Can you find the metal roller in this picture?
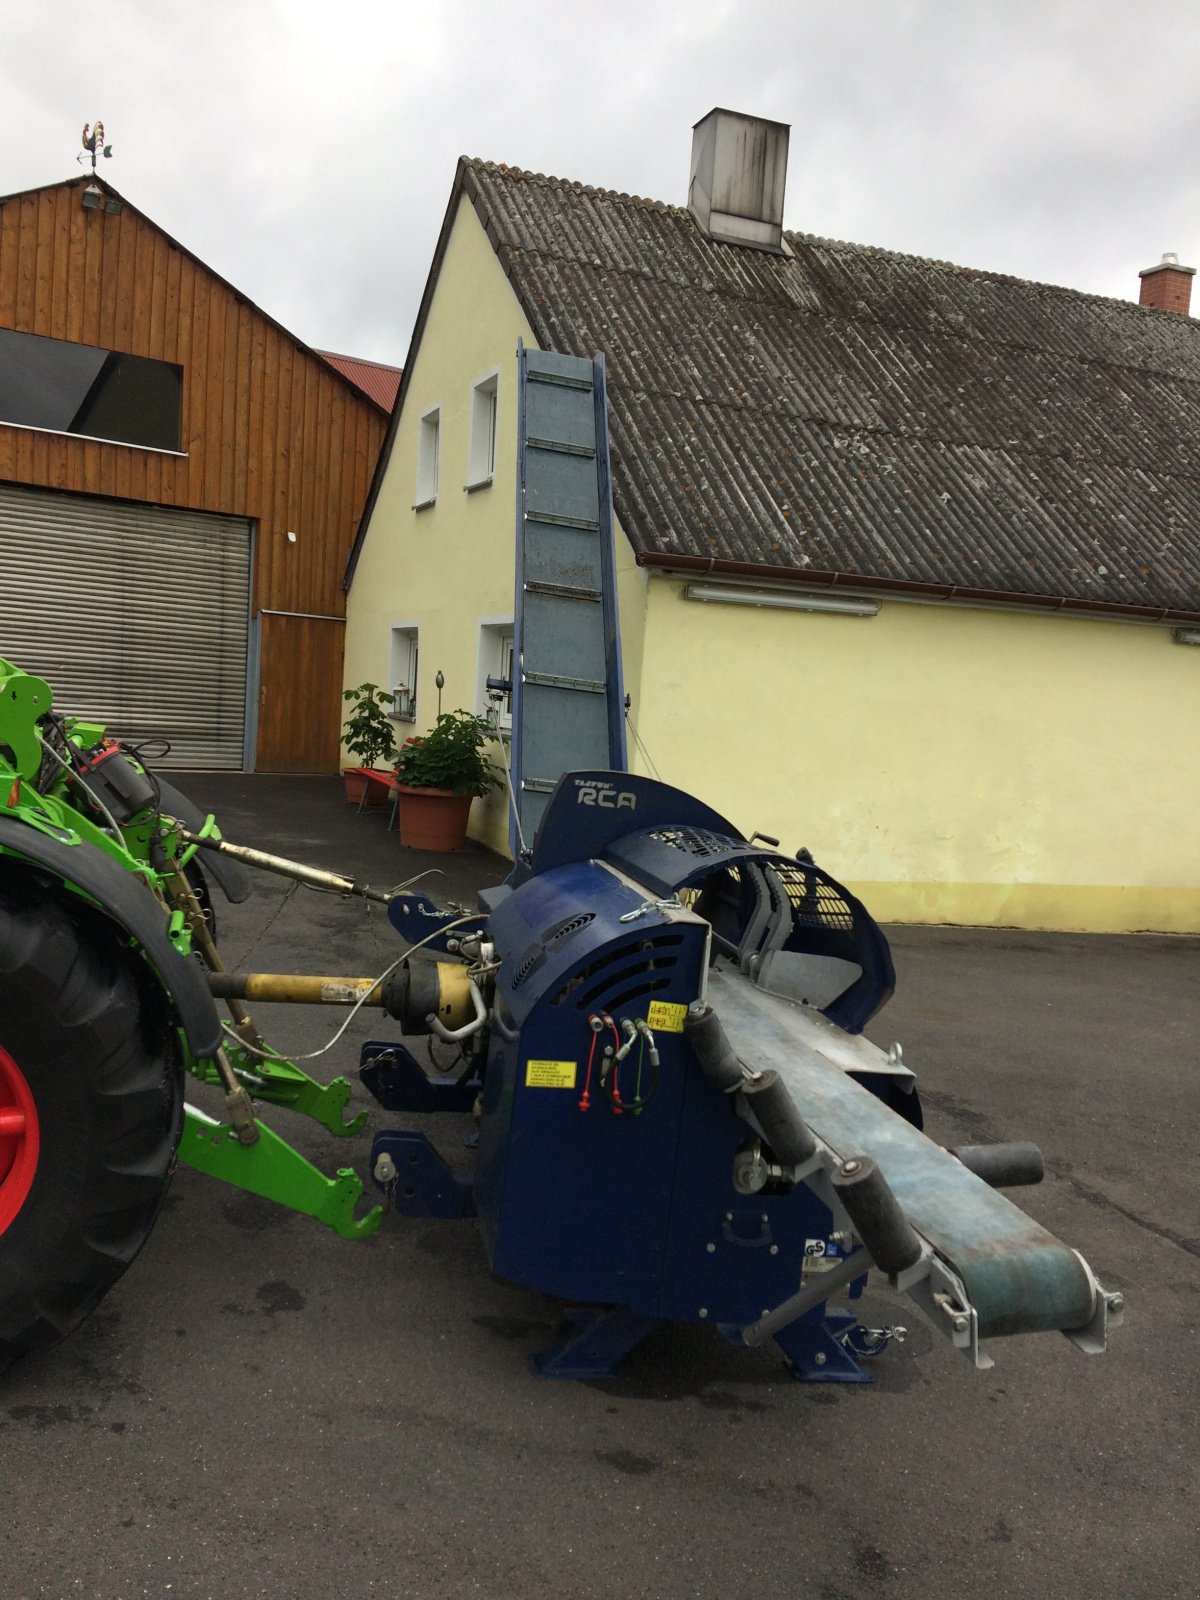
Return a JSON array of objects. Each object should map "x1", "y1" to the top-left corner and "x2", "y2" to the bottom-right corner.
[
  {"x1": 950, "y1": 1141, "x2": 1045, "y2": 1189},
  {"x1": 831, "y1": 1154, "x2": 925, "y2": 1276},
  {"x1": 683, "y1": 1004, "x2": 744, "y2": 1091},
  {"x1": 739, "y1": 1070, "x2": 818, "y2": 1166}
]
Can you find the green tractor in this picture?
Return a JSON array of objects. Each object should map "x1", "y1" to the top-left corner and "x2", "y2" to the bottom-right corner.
[{"x1": 0, "y1": 657, "x2": 382, "y2": 1373}]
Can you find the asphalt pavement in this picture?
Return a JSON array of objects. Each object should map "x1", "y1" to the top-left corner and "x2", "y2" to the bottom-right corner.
[{"x1": 2, "y1": 773, "x2": 1197, "y2": 1600}]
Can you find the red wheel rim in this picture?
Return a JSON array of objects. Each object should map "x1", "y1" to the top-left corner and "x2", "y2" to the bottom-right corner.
[{"x1": 0, "y1": 1043, "x2": 39, "y2": 1234}]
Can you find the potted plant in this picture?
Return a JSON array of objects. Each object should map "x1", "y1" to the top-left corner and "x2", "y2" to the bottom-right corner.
[
  {"x1": 341, "y1": 682, "x2": 398, "y2": 806},
  {"x1": 391, "y1": 709, "x2": 501, "y2": 850}
]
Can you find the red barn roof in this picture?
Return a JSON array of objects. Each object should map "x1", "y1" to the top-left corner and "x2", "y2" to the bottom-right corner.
[{"x1": 318, "y1": 350, "x2": 402, "y2": 412}]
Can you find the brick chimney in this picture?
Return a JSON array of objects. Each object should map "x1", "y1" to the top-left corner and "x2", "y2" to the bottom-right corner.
[{"x1": 1138, "y1": 252, "x2": 1195, "y2": 315}]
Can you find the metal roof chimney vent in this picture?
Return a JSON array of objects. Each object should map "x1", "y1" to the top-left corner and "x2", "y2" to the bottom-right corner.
[{"x1": 689, "y1": 108, "x2": 790, "y2": 254}]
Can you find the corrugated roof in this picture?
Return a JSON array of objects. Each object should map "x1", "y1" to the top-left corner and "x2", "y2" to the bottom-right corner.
[
  {"x1": 318, "y1": 350, "x2": 402, "y2": 412},
  {"x1": 460, "y1": 159, "x2": 1200, "y2": 617}
]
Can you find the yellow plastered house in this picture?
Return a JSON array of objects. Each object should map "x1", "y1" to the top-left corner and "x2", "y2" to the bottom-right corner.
[{"x1": 344, "y1": 111, "x2": 1200, "y2": 933}]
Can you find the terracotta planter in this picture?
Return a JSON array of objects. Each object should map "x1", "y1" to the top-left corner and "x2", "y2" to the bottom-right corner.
[
  {"x1": 343, "y1": 769, "x2": 392, "y2": 807},
  {"x1": 392, "y1": 784, "x2": 474, "y2": 851}
]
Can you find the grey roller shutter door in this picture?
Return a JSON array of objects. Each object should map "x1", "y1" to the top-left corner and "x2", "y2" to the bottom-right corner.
[{"x1": 0, "y1": 484, "x2": 251, "y2": 768}]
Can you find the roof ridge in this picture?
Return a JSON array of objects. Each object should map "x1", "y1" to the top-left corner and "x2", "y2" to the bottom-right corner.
[
  {"x1": 317, "y1": 348, "x2": 402, "y2": 372},
  {"x1": 464, "y1": 157, "x2": 677, "y2": 214},
  {"x1": 785, "y1": 227, "x2": 1184, "y2": 318},
  {"x1": 0, "y1": 172, "x2": 118, "y2": 206},
  {"x1": 465, "y1": 157, "x2": 1190, "y2": 324}
]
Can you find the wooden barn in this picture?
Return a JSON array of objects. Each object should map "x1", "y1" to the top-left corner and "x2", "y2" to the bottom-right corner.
[{"x1": 0, "y1": 173, "x2": 391, "y2": 771}]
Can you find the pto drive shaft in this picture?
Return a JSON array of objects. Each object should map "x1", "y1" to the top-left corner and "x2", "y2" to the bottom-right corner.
[
  {"x1": 207, "y1": 962, "x2": 479, "y2": 1037},
  {"x1": 209, "y1": 972, "x2": 386, "y2": 1006}
]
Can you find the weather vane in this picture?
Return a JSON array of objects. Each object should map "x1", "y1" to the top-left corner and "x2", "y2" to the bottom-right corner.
[{"x1": 78, "y1": 122, "x2": 113, "y2": 171}]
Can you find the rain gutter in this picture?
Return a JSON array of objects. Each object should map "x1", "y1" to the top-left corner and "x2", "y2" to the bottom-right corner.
[{"x1": 634, "y1": 551, "x2": 1200, "y2": 627}]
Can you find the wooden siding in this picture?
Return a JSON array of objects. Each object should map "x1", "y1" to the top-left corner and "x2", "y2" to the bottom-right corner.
[{"x1": 0, "y1": 178, "x2": 388, "y2": 769}]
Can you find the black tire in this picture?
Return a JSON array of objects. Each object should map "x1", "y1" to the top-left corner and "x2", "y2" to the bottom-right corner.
[{"x1": 0, "y1": 865, "x2": 184, "y2": 1373}]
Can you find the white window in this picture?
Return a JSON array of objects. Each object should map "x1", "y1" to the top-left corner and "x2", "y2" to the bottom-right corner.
[
  {"x1": 466, "y1": 372, "x2": 498, "y2": 489},
  {"x1": 391, "y1": 627, "x2": 419, "y2": 723},
  {"x1": 415, "y1": 406, "x2": 440, "y2": 506},
  {"x1": 478, "y1": 619, "x2": 515, "y2": 732}
]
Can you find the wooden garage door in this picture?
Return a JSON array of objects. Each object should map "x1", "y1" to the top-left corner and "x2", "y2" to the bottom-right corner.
[{"x1": 0, "y1": 483, "x2": 251, "y2": 767}]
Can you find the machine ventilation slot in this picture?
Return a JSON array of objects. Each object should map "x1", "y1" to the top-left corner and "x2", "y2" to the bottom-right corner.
[
  {"x1": 575, "y1": 962, "x2": 678, "y2": 1013},
  {"x1": 545, "y1": 912, "x2": 596, "y2": 944},
  {"x1": 551, "y1": 934, "x2": 684, "y2": 1009},
  {"x1": 510, "y1": 913, "x2": 598, "y2": 991},
  {"x1": 605, "y1": 976, "x2": 673, "y2": 1012},
  {"x1": 648, "y1": 826, "x2": 742, "y2": 859},
  {"x1": 511, "y1": 948, "x2": 545, "y2": 990},
  {"x1": 772, "y1": 862, "x2": 854, "y2": 931}
]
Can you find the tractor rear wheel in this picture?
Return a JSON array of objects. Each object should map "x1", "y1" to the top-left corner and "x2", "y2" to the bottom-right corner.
[{"x1": 0, "y1": 866, "x2": 184, "y2": 1373}]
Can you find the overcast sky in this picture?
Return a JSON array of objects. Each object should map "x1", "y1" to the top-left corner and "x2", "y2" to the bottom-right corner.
[{"x1": 4, "y1": 1, "x2": 1199, "y2": 365}]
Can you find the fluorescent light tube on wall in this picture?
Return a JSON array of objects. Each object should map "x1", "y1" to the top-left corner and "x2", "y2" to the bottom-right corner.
[
  {"x1": 683, "y1": 584, "x2": 879, "y2": 616},
  {"x1": 1172, "y1": 627, "x2": 1200, "y2": 645}
]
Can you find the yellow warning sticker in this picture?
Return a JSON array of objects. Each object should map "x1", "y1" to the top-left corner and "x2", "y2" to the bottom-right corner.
[
  {"x1": 646, "y1": 1000, "x2": 688, "y2": 1034},
  {"x1": 525, "y1": 1059, "x2": 577, "y2": 1090}
]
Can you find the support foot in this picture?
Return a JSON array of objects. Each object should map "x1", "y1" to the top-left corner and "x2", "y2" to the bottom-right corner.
[
  {"x1": 532, "y1": 1307, "x2": 658, "y2": 1380},
  {"x1": 774, "y1": 1307, "x2": 874, "y2": 1383}
]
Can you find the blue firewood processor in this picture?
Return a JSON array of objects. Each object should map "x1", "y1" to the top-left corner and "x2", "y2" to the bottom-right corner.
[
  {"x1": 0, "y1": 347, "x2": 1121, "y2": 1383},
  {"x1": 363, "y1": 347, "x2": 1121, "y2": 1380}
]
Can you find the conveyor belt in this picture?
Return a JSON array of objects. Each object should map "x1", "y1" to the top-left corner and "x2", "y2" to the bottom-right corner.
[
  {"x1": 707, "y1": 966, "x2": 1096, "y2": 1340},
  {"x1": 510, "y1": 346, "x2": 627, "y2": 850}
]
